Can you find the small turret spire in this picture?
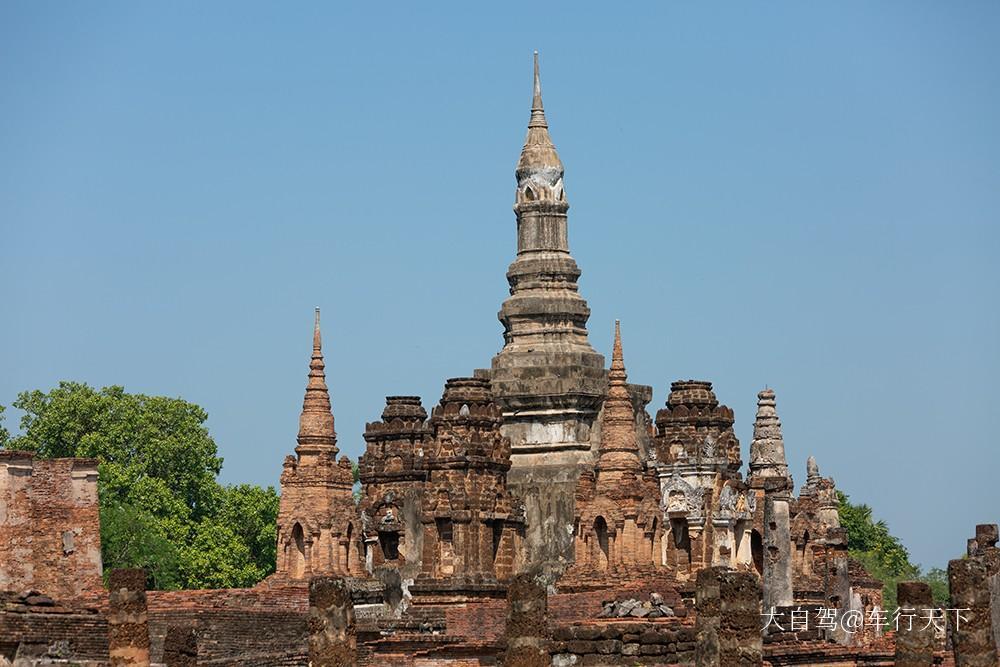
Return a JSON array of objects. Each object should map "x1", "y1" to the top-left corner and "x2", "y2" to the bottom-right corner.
[
  {"x1": 596, "y1": 320, "x2": 642, "y2": 481},
  {"x1": 297, "y1": 308, "x2": 337, "y2": 453},
  {"x1": 806, "y1": 456, "x2": 822, "y2": 488},
  {"x1": 748, "y1": 387, "x2": 790, "y2": 487}
]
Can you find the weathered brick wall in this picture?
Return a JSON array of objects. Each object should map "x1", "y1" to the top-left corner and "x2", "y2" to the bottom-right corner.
[
  {"x1": 145, "y1": 586, "x2": 310, "y2": 665},
  {"x1": 147, "y1": 585, "x2": 309, "y2": 613},
  {"x1": 0, "y1": 452, "x2": 103, "y2": 601},
  {"x1": 0, "y1": 593, "x2": 109, "y2": 665},
  {"x1": 549, "y1": 575, "x2": 687, "y2": 624},
  {"x1": 551, "y1": 620, "x2": 697, "y2": 665},
  {"x1": 147, "y1": 609, "x2": 308, "y2": 665}
]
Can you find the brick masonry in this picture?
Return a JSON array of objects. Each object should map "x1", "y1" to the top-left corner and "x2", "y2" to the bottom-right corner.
[{"x1": 0, "y1": 451, "x2": 103, "y2": 600}]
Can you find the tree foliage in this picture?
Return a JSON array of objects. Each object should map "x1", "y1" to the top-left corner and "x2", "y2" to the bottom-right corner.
[
  {"x1": 0, "y1": 404, "x2": 10, "y2": 447},
  {"x1": 3, "y1": 381, "x2": 279, "y2": 590},
  {"x1": 100, "y1": 502, "x2": 183, "y2": 590},
  {"x1": 838, "y1": 490, "x2": 949, "y2": 609}
]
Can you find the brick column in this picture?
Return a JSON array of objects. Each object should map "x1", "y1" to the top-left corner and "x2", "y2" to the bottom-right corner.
[
  {"x1": 949, "y1": 556, "x2": 998, "y2": 666},
  {"x1": 971, "y1": 524, "x2": 1000, "y2": 652},
  {"x1": 719, "y1": 569, "x2": 763, "y2": 665},
  {"x1": 501, "y1": 571, "x2": 549, "y2": 667},
  {"x1": 695, "y1": 566, "x2": 726, "y2": 667},
  {"x1": 107, "y1": 569, "x2": 150, "y2": 667},
  {"x1": 763, "y1": 481, "x2": 793, "y2": 611},
  {"x1": 162, "y1": 625, "x2": 197, "y2": 667},
  {"x1": 824, "y1": 554, "x2": 854, "y2": 645},
  {"x1": 308, "y1": 576, "x2": 356, "y2": 667},
  {"x1": 696, "y1": 566, "x2": 763, "y2": 666},
  {"x1": 895, "y1": 581, "x2": 934, "y2": 667}
]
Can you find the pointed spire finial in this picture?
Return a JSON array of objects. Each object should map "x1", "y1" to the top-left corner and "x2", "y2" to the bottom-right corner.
[
  {"x1": 313, "y1": 306, "x2": 321, "y2": 351},
  {"x1": 610, "y1": 319, "x2": 625, "y2": 377},
  {"x1": 516, "y1": 51, "x2": 564, "y2": 202},
  {"x1": 298, "y1": 308, "x2": 337, "y2": 453},
  {"x1": 596, "y1": 318, "x2": 640, "y2": 480},
  {"x1": 531, "y1": 50, "x2": 545, "y2": 127}
]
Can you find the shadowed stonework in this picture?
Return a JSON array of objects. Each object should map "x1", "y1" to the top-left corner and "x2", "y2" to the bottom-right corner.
[{"x1": 308, "y1": 577, "x2": 355, "y2": 667}]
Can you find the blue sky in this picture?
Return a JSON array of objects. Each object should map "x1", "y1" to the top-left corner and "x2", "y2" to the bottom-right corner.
[{"x1": 2, "y1": 2, "x2": 997, "y2": 570}]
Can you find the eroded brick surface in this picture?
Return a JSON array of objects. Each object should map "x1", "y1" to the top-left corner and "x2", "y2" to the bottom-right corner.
[
  {"x1": 0, "y1": 452, "x2": 103, "y2": 600},
  {"x1": 949, "y1": 530, "x2": 1000, "y2": 667},
  {"x1": 108, "y1": 569, "x2": 150, "y2": 667}
]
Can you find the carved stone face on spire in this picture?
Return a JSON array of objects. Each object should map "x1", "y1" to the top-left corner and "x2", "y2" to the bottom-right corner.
[{"x1": 515, "y1": 52, "x2": 566, "y2": 206}]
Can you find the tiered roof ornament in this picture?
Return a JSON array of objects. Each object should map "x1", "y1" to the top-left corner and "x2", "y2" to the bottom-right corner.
[
  {"x1": 514, "y1": 51, "x2": 565, "y2": 205},
  {"x1": 747, "y1": 388, "x2": 791, "y2": 489},
  {"x1": 595, "y1": 321, "x2": 643, "y2": 482},
  {"x1": 296, "y1": 307, "x2": 337, "y2": 456}
]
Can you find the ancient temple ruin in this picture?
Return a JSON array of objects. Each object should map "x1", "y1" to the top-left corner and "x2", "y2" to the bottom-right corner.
[
  {"x1": 275, "y1": 308, "x2": 358, "y2": 579},
  {"x1": 1, "y1": 54, "x2": 994, "y2": 667}
]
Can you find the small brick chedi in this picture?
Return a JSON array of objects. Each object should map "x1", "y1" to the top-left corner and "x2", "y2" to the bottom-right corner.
[
  {"x1": 275, "y1": 308, "x2": 359, "y2": 579},
  {"x1": 3, "y1": 54, "x2": 994, "y2": 666}
]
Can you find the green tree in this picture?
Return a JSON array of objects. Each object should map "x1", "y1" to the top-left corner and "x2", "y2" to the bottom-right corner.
[
  {"x1": 214, "y1": 483, "x2": 280, "y2": 580},
  {"x1": 12, "y1": 382, "x2": 222, "y2": 518},
  {"x1": 838, "y1": 490, "x2": 916, "y2": 578},
  {"x1": 180, "y1": 519, "x2": 262, "y2": 588},
  {"x1": 100, "y1": 502, "x2": 183, "y2": 590},
  {"x1": 2, "y1": 381, "x2": 280, "y2": 590},
  {"x1": 838, "y1": 491, "x2": 949, "y2": 611},
  {"x1": 0, "y1": 405, "x2": 9, "y2": 448}
]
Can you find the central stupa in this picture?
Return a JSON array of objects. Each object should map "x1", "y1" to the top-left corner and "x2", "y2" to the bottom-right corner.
[{"x1": 488, "y1": 53, "x2": 609, "y2": 569}]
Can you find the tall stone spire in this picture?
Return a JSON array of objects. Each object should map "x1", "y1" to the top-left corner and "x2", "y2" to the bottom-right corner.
[
  {"x1": 491, "y1": 52, "x2": 605, "y2": 452},
  {"x1": 596, "y1": 321, "x2": 642, "y2": 482},
  {"x1": 747, "y1": 388, "x2": 790, "y2": 488},
  {"x1": 490, "y1": 53, "x2": 607, "y2": 571},
  {"x1": 296, "y1": 307, "x2": 337, "y2": 456}
]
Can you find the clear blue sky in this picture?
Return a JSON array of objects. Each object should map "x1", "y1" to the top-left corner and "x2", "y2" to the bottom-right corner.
[{"x1": 2, "y1": 2, "x2": 997, "y2": 570}]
